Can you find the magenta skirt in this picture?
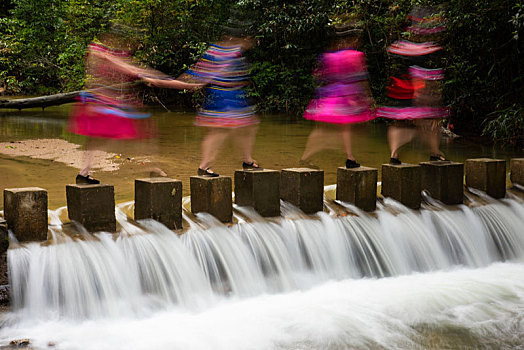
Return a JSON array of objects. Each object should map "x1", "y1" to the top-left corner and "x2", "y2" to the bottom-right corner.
[
  {"x1": 68, "y1": 102, "x2": 156, "y2": 139},
  {"x1": 303, "y1": 96, "x2": 374, "y2": 124}
]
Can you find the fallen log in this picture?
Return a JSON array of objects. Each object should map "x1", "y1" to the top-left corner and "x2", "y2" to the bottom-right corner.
[{"x1": 0, "y1": 91, "x2": 81, "y2": 110}]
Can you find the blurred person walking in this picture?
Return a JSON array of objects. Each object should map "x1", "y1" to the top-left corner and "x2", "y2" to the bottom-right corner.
[
  {"x1": 301, "y1": 16, "x2": 375, "y2": 169},
  {"x1": 376, "y1": 5, "x2": 449, "y2": 164},
  {"x1": 69, "y1": 24, "x2": 199, "y2": 184},
  {"x1": 179, "y1": 17, "x2": 259, "y2": 177}
]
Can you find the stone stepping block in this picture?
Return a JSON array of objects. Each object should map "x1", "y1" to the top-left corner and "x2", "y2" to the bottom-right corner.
[
  {"x1": 190, "y1": 176, "x2": 232, "y2": 223},
  {"x1": 235, "y1": 169, "x2": 280, "y2": 217},
  {"x1": 280, "y1": 168, "x2": 324, "y2": 214},
  {"x1": 135, "y1": 178, "x2": 182, "y2": 230},
  {"x1": 336, "y1": 166, "x2": 377, "y2": 212}
]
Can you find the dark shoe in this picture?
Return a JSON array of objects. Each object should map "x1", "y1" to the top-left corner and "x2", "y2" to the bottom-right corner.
[
  {"x1": 430, "y1": 154, "x2": 449, "y2": 162},
  {"x1": 242, "y1": 161, "x2": 263, "y2": 171},
  {"x1": 345, "y1": 159, "x2": 360, "y2": 168},
  {"x1": 198, "y1": 168, "x2": 219, "y2": 177},
  {"x1": 390, "y1": 157, "x2": 402, "y2": 165},
  {"x1": 76, "y1": 174, "x2": 100, "y2": 185}
]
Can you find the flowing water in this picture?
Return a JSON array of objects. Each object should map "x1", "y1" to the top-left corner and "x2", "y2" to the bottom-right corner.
[
  {"x1": 1, "y1": 192, "x2": 524, "y2": 349},
  {"x1": 1, "y1": 105, "x2": 524, "y2": 349}
]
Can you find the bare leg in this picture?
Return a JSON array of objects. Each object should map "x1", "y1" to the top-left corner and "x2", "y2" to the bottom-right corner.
[
  {"x1": 199, "y1": 128, "x2": 229, "y2": 170},
  {"x1": 417, "y1": 119, "x2": 443, "y2": 157},
  {"x1": 301, "y1": 124, "x2": 338, "y2": 161},
  {"x1": 233, "y1": 125, "x2": 258, "y2": 164},
  {"x1": 340, "y1": 124, "x2": 355, "y2": 160},
  {"x1": 79, "y1": 138, "x2": 99, "y2": 176},
  {"x1": 76, "y1": 138, "x2": 103, "y2": 183},
  {"x1": 79, "y1": 150, "x2": 95, "y2": 176},
  {"x1": 387, "y1": 125, "x2": 416, "y2": 159}
]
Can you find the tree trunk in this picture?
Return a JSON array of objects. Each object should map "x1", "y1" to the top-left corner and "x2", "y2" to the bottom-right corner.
[{"x1": 0, "y1": 91, "x2": 81, "y2": 110}]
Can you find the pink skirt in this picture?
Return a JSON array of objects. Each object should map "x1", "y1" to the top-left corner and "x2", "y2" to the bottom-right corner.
[
  {"x1": 68, "y1": 103, "x2": 156, "y2": 139},
  {"x1": 303, "y1": 97, "x2": 374, "y2": 124}
]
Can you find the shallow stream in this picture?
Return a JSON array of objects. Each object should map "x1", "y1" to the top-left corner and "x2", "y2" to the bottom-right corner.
[{"x1": 1, "y1": 105, "x2": 522, "y2": 208}]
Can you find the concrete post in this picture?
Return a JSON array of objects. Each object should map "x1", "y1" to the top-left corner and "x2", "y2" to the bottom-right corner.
[
  {"x1": 280, "y1": 168, "x2": 324, "y2": 214},
  {"x1": 510, "y1": 158, "x2": 524, "y2": 189},
  {"x1": 381, "y1": 164, "x2": 421, "y2": 209},
  {"x1": 420, "y1": 161, "x2": 464, "y2": 204},
  {"x1": 336, "y1": 166, "x2": 377, "y2": 212},
  {"x1": 66, "y1": 184, "x2": 116, "y2": 232},
  {"x1": 3, "y1": 187, "x2": 48, "y2": 242},
  {"x1": 0, "y1": 219, "x2": 8, "y2": 287},
  {"x1": 465, "y1": 158, "x2": 506, "y2": 198},
  {"x1": 190, "y1": 176, "x2": 232, "y2": 223},
  {"x1": 135, "y1": 178, "x2": 183, "y2": 230},
  {"x1": 235, "y1": 169, "x2": 280, "y2": 217}
]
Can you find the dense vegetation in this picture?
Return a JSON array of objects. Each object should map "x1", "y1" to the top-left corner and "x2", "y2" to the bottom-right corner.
[{"x1": 0, "y1": 0, "x2": 522, "y2": 146}]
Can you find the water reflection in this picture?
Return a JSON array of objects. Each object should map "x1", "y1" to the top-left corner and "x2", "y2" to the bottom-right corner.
[{"x1": 0, "y1": 105, "x2": 522, "y2": 208}]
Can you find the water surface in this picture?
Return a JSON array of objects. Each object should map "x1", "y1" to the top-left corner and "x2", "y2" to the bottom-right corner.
[{"x1": 0, "y1": 105, "x2": 522, "y2": 208}]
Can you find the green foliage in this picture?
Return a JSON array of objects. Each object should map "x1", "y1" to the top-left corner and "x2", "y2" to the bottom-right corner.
[
  {"x1": 243, "y1": 0, "x2": 332, "y2": 113},
  {"x1": 444, "y1": 0, "x2": 523, "y2": 144},
  {"x1": 482, "y1": 104, "x2": 524, "y2": 146},
  {"x1": 250, "y1": 61, "x2": 315, "y2": 114},
  {"x1": 0, "y1": 0, "x2": 116, "y2": 94},
  {"x1": 0, "y1": 0, "x2": 522, "y2": 145}
]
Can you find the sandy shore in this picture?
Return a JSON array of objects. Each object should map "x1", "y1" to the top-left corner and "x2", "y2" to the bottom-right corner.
[{"x1": 0, "y1": 139, "x2": 120, "y2": 172}]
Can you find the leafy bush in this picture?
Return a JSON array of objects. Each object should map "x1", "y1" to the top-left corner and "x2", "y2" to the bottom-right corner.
[{"x1": 483, "y1": 104, "x2": 524, "y2": 146}]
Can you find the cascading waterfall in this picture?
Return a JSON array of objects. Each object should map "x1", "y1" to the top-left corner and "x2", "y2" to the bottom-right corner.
[
  {"x1": 6, "y1": 192, "x2": 524, "y2": 318},
  {"x1": 2, "y1": 190, "x2": 524, "y2": 349}
]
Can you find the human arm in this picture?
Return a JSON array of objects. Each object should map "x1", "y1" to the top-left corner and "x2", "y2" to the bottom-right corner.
[{"x1": 141, "y1": 76, "x2": 204, "y2": 90}]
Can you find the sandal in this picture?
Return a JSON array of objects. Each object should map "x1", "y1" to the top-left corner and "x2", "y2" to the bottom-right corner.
[
  {"x1": 429, "y1": 154, "x2": 449, "y2": 162},
  {"x1": 242, "y1": 161, "x2": 263, "y2": 171},
  {"x1": 198, "y1": 168, "x2": 219, "y2": 177},
  {"x1": 389, "y1": 157, "x2": 402, "y2": 165},
  {"x1": 76, "y1": 174, "x2": 100, "y2": 185},
  {"x1": 346, "y1": 159, "x2": 360, "y2": 169}
]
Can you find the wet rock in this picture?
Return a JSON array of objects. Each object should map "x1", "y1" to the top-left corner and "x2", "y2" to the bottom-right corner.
[
  {"x1": 0, "y1": 339, "x2": 32, "y2": 349},
  {"x1": 0, "y1": 285, "x2": 10, "y2": 304}
]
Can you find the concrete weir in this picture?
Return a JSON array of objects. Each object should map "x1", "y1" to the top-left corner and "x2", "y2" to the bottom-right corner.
[
  {"x1": 0, "y1": 158, "x2": 523, "y2": 242},
  {"x1": 280, "y1": 168, "x2": 324, "y2": 214},
  {"x1": 135, "y1": 178, "x2": 182, "y2": 230},
  {"x1": 190, "y1": 175, "x2": 232, "y2": 223},
  {"x1": 465, "y1": 158, "x2": 506, "y2": 199},
  {"x1": 66, "y1": 184, "x2": 116, "y2": 232},
  {"x1": 336, "y1": 166, "x2": 377, "y2": 212},
  {"x1": 235, "y1": 169, "x2": 280, "y2": 217},
  {"x1": 381, "y1": 163, "x2": 421, "y2": 209}
]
